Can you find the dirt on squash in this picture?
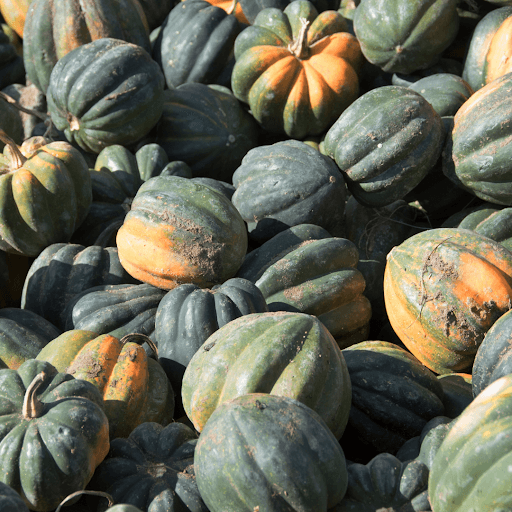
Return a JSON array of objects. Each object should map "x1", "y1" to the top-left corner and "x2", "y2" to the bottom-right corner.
[{"x1": 66, "y1": 353, "x2": 103, "y2": 379}]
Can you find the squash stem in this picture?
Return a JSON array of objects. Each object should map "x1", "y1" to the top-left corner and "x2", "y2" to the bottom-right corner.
[
  {"x1": 120, "y1": 333, "x2": 159, "y2": 359},
  {"x1": 288, "y1": 17, "x2": 310, "y2": 60},
  {"x1": 22, "y1": 372, "x2": 47, "y2": 419},
  {"x1": 0, "y1": 129, "x2": 27, "y2": 170}
]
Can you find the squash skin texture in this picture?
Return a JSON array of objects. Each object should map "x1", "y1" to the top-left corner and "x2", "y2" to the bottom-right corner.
[
  {"x1": 443, "y1": 71, "x2": 512, "y2": 205},
  {"x1": 46, "y1": 38, "x2": 165, "y2": 154},
  {"x1": 23, "y1": 0, "x2": 150, "y2": 94},
  {"x1": 0, "y1": 140, "x2": 92, "y2": 257},
  {"x1": 231, "y1": 1, "x2": 362, "y2": 138},
  {"x1": 116, "y1": 176, "x2": 248, "y2": 290},
  {"x1": 353, "y1": 0, "x2": 459, "y2": 75},
  {"x1": 0, "y1": 359, "x2": 109, "y2": 512},
  {"x1": 194, "y1": 393, "x2": 348, "y2": 512},
  {"x1": 384, "y1": 228, "x2": 512, "y2": 374},
  {"x1": 462, "y1": 6, "x2": 512, "y2": 91},
  {"x1": 324, "y1": 85, "x2": 444, "y2": 208},
  {"x1": 182, "y1": 311, "x2": 352, "y2": 439},
  {"x1": 429, "y1": 374, "x2": 512, "y2": 512}
]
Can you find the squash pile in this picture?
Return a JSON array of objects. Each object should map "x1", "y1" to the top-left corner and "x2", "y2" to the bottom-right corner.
[{"x1": 2, "y1": 0, "x2": 512, "y2": 510}]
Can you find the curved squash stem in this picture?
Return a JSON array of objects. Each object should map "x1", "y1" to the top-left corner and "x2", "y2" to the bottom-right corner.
[
  {"x1": 22, "y1": 371, "x2": 47, "y2": 419},
  {"x1": 0, "y1": 129, "x2": 27, "y2": 170},
  {"x1": 288, "y1": 17, "x2": 311, "y2": 60},
  {"x1": 120, "y1": 333, "x2": 159, "y2": 359},
  {"x1": 0, "y1": 91, "x2": 48, "y2": 123},
  {"x1": 55, "y1": 491, "x2": 114, "y2": 512}
]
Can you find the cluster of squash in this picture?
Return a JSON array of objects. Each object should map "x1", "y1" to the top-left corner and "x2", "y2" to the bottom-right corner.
[{"x1": 2, "y1": 0, "x2": 512, "y2": 510}]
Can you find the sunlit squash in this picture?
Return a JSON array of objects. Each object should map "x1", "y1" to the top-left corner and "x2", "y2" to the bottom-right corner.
[
  {"x1": 384, "y1": 228, "x2": 512, "y2": 374},
  {"x1": 231, "y1": 0, "x2": 363, "y2": 138}
]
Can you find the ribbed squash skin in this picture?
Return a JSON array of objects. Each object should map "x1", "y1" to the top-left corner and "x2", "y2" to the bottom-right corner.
[
  {"x1": 37, "y1": 331, "x2": 174, "y2": 439},
  {"x1": 462, "y1": 6, "x2": 512, "y2": 91},
  {"x1": 472, "y1": 308, "x2": 512, "y2": 397},
  {"x1": 46, "y1": 38, "x2": 165, "y2": 154},
  {"x1": 334, "y1": 453, "x2": 430, "y2": 512},
  {"x1": 116, "y1": 175, "x2": 248, "y2": 290},
  {"x1": 231, "y1": 140, "x2": 347, "y2": 242},
  {"x1": 0, "y1": 481, "x2": 29, "y2": 512},
  {"x1": 443, "y1": 72, "x2": 512, "y2": 205},
  {"x1": 0, "y1": 139, "x2": 92, "y2": 257},
  {"x1": 155, "y1": 278, "x2": 268, "y2": 396},
  {"x1": 153, "y1": 83, "x2": 260, "y2": 182},
  {"x1": 0, "y1": 308, "x2": 61, "y2": 369},
  {"x1": 324, "y1": 86, "x2": 444, "y2": 207},
  {"x1": 194, "y1": 393, "x2": 348, "y2": 512},
  {"x1": 429, "y1": 374, "x2": 512, "y2": 512},
  {"x1": 341, "y1": 341, "x2": 445, "y2": 457},
  {"x1": 231, "y1": 0, "x2": 363, "y2": 138},
  {"x1": 408, "y1": 73, "x2": 474, "y2": 117},
  {"x1": 384, "y1": 228, "x2": 512, "y2": 374},
  {"x1": 239, "y1": 0, "x2": 340, "y2": 24},
  {"x1": 353, "y1": 0, "x2": 459, "y2": 74},
  {"x1": 153, "y1": 0, "x2": 241, "y2": 89},
  {"x1": 23, "y1": 0, "x2": 150, "y2": 94},
  {"x1": 64, "y1": 283, "x2": 166, "y2": 340},
  {"x1": 90, "y1": 422, "x2": 207, "y2": 512},
  {"x1": 21, "y1": 243, "x2": 137, "y2": 330},
  {"x1": 0, "y1": 359, "x2": 109, "y2": 512},
  {"x1": 0, "y1": 0, "x2": 31, "y2": 37},
  {"x1": 182, "y1": 311, "x2": 352, "y2": 439}
]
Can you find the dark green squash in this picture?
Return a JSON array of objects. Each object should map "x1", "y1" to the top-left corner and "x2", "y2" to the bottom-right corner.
[
  {"x1": 0, "y1": 27, "x2": 24, "y2": 90},
  {"x1": 232, "y1": 140, "x2": 346, "y2": 242},
  {"x1": 341, "y1": 341, "x2": 445, "y2": 460},
  {"x1": 353, "y1": 0, "x2": 459, "y2": 74},
  {"x1": 46, "y1": 38, "x2": 165, "y2": 154},
  {"x1": 89, "y1": 422, "x2": 208, "y2": 512},
  {"x1": 332, "y1": 453, "x2": 430, "y2": 512},
  {"x1": 194, "y1": 393, "x2": 348, "y2": 512},
  {"x1": 21, "y1": 243, "x2": 138, "y2": 331},
  {"x1": 182, "y1": 311, "x2": 352, "y2": 439},
  {"x1": 408, "y1": 73, "x2": 474, "y2": 117},
  {"x1": 429, "y1": 374, "x2": 512, "y2": 512},
  {"x1": 23, "y1": 0, "x2": 151, "y2": 94},
  {"x1": 154, "y1": 278, "x2": 268, "y2": 408},
  {"x1": 63, "y1": 283, "x2": 166, "y2": 342},
  {"x1": 152, "y1": 0, "x2": 242, "y2": 89},
  {"x1": 324, "y1": 85, "x2": 445, "y2": 207},
  {"x1": 472, "y1": 308, "x2": 512, "y2": 397},
  {"x1": 152, "y1": 83, "x2": 260, "y2": 182},
  {"x1": 442, "y1": 71, "x2": 512, "y2": 205},
  {"x1": 0, "y1": 308, "x2": 61, "y2": 369},
  {"x1": 0, "y1": 359, "x2": 110, "y2": 512},
  {"x1": 0, "y1": 482, "x2": 29, "y2": 512}
]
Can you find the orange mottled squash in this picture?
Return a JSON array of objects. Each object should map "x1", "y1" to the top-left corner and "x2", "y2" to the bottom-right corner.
[
  {"x1": 384, "y1": 228, "x2": 512, "y2": 375},
  {"x1": 231, "y1": 0, "x2": 363, "y2": 138},
  {"x1": 116, "y1": 175, "x2": 247, "y2": 290},
  {"x1": 37, "y1": 330, "x2": 174, "y2": 439}
]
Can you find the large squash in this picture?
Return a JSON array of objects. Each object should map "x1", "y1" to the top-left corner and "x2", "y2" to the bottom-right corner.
[
  {"x1": 384, "y1": 228, "x2": 512, "y2": 374},
  {"x1": 0, "y1": 135, "x2": 92, "y2": 257},
  {"x1": 231, "y1": 0, "x2": 363, "y2": 138},
  {"x1": 46, "y1": 38, "x2": 165, "y2": 155},
  {"x1": 116, "y1": 175, "x2": 248, "y2": 290},
  {"x1": 181, "y1": 311, "x2": 352, "y2": 439},
  {"x1": 23, "y1": 0, "x2": 150, "y2": 94},
  {"x1": 0, "y1": 359, "x2": 109, "y2": 512}
]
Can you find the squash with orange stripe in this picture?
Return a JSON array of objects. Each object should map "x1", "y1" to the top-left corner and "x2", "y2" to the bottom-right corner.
[
  {"x1": 37, "y1": 330, "x2": 174, "y2": 439},
  {"x1": 384, "y1": 228, "x2": 512, "y2": 375},
  {"x1": 231, "y1": 0, "x2": 362, "y2": 138}
]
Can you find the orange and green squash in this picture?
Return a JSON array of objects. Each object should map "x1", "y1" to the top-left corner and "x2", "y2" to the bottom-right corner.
[
  {"x1": 384, "y1": 227, "x2": 512, "y2": 374},
  {"x1": 231, "y1": 0, "x2": 363, "y2": 138}
]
